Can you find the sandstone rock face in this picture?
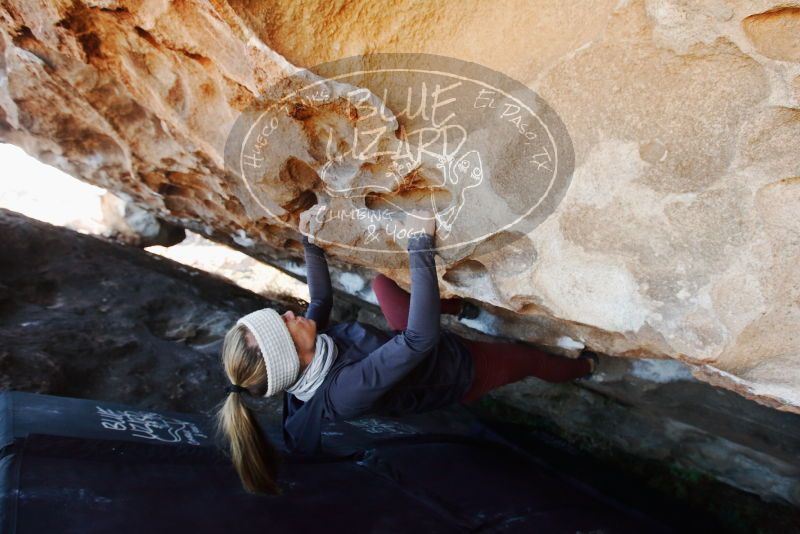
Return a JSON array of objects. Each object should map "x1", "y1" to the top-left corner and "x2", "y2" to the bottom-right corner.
[{"x1": 0, "y1": 1, "x2": 798, "y2": 411}]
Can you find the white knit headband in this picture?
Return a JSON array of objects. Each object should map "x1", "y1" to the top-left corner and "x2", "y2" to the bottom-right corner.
[{"x1": 236, "y1": 308, "x2": 300, "y2": 397}]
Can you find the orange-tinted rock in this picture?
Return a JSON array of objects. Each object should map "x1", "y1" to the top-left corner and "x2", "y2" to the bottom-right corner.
[{"x1": 743, "y1": 7, "x2": 800, "y2": 62}]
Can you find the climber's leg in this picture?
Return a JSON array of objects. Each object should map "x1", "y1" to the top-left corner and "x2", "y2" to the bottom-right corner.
[
  {"x1": 372, "y1": 273, "x2": 464, "y2": 331},
  {"x1": 460, "y1": 337, "x2": 592, "y2": 404}
]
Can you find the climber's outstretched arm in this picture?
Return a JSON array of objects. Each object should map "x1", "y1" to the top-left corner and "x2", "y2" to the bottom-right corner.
[
  {"x1": 302, "y1": 234, "x2": 333, "y2": 331},
  {"x1": 327, "y1": 231, "x2": 440, "y2": 418},
  {"x1": 298, "y1": 205, "x2": 333, "y2": 330}
]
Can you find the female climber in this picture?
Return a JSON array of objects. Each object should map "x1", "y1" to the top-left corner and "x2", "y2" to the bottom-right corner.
[{"x1": 216, "y1": 206, "x2": 598, "y2": 494}]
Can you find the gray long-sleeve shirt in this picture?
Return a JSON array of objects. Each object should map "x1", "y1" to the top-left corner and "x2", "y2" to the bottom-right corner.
[{"x1": 283, "y1": 235, "x2": 474, "y2": 454}]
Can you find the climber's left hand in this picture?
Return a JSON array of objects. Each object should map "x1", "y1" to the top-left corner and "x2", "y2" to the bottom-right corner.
[{"x1": 299, "y1": 205, "x2": 327, "y2": 244}]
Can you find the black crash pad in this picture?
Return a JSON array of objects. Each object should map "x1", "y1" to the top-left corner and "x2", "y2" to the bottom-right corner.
[{"x1": 0, "y1": 391, "x2": 673, "y2": 533}]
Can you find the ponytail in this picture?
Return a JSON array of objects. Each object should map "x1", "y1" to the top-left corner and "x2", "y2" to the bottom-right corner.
[{"x1": 216, "y1": 324, "x2": 282, "y2": 495}]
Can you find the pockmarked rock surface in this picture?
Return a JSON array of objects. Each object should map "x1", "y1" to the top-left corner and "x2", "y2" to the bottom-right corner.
[{"x1": 1, "y1": 1, "x2": 799, "y2": 411}]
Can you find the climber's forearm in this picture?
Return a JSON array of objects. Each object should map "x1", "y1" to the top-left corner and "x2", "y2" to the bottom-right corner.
[
  {"x1": 302, "y1": 235, "x2": 333, "y2": 330},
  {"x1": 404, "y1": 232, "x2": 440, "y2": 353}
]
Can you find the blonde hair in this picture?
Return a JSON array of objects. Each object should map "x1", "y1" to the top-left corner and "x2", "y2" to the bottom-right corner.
[{"x1": 215, "y1": 323, "x2": 282, "y2": 495}]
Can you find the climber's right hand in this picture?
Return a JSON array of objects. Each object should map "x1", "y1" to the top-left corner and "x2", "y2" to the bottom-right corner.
[{"x1": 403, "y1": 208, "x2": 435, "y2": 238}]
